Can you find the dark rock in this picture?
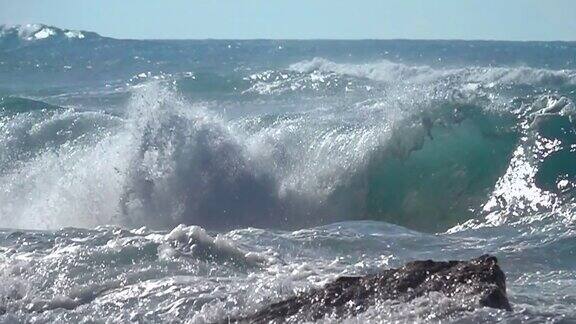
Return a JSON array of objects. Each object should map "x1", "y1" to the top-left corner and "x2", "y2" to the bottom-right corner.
[{"x1": 226, "y1": 255, "x2": 511, "y2": 323}]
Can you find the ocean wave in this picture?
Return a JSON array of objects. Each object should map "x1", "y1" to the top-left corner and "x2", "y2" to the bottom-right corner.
[
  {"x1": 0, "y1": 24, "x2": 89, "y2": 42},
  {"x1": 288, "y1": 57, "x2": 576, "y2": 87},
  {"x1": 3, "y1": 33, "x2": 576, "y2": 323},
  {"x1": 158, "y1": 224, "x2": 269, "y2": 266},
  {"x1": 0, "y1": 80, "x2": 575, "y2": 232}
]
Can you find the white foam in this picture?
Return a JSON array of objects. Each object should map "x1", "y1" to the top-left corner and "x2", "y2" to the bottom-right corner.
[
  {"x1": 0, "y1": 24, "x2": 89, "y2": 42},
  {"x1": 288, "y1": 57, "x2": 576, "y2": 87},
  {"x1": 161, "y1": 224, "x2": 268, "y2": 265},
  {"x1": 64, "y1": 30, "x2": 85, "y2": 39},
  {"x1": 289, "y1": 57, "x2": 444, "y2": 84},
  {"x1": 33, "y1": 27, "x2": 56, "y2": 39},
  {"x1": 16, "y1": 24, "x2": 43, "y2": 40}
]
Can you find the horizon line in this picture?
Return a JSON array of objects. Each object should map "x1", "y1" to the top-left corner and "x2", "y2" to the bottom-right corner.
[{"x1": 2, "y1": 22, "x2": 575, "y2": 43}]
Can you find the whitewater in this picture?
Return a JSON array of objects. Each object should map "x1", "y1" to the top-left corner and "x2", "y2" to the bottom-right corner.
[{"x1": 0, "y1": 24, "x2": 575, "y2": 322}]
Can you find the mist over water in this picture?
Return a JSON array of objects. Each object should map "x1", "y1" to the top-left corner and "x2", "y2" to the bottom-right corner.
[{"x1": 1, "y1": 24, "x2": 576, "y2": 322}]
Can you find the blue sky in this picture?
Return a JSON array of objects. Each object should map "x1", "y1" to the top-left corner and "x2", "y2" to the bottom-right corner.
[{"x1": 1, "y1": 0, "x2": 575, "y2": 40}]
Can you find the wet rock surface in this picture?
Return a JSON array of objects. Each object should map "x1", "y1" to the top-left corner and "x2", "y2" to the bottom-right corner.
[{"x1": 227, "y1": 255, "x2": 511, "y2": 323}]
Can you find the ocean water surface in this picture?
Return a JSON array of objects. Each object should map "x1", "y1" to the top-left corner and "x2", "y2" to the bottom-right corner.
[{"x1": 0, "y1": 24, "x2": 576, "y2": 322}]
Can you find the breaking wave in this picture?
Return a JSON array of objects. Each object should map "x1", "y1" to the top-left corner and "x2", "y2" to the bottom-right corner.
[
  {"x1": 288, "y1": 57, "x2": 576, "y2": 86},
  {"x1": 1, "y1": 58, "x2": 575, "y2": 232}
]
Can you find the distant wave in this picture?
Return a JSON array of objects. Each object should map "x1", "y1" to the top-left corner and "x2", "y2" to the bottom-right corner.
[
  {"x1": 288, "y1": 57, "x2": 576, "y2": 86},
  {"x1": 0, "y1": 24, "x2": 95, "y2": 43}
]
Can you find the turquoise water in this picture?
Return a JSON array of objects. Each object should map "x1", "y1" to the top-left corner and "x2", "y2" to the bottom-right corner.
[{"x1": 0, "y1": 24, "x2": 575, "y2": 322}]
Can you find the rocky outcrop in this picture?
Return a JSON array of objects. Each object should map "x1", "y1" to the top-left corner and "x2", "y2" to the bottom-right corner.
[{"x1": 227, "y1": 255, "x2": 511, "y2": 323}]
